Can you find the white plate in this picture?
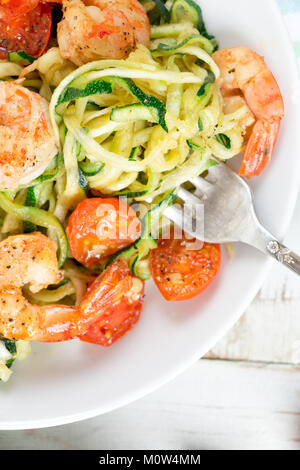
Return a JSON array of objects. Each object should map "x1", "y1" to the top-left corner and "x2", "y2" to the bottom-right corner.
[{"x1": 0, "y1": 0, "x2": 299, "y2": 430}]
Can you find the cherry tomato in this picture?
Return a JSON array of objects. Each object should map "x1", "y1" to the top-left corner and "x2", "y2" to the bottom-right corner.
[
  {"x1": 0, "y1": 0, "x2": 39, "y2": 18},
  {"x1": 79, "y1": 258, "x2": 145, "y2": 347},
  {"x1": 0, "y1": 3, "x2": 52, "y2": 59},
  {"x1": 66, "y1": 198, "x2": 141, "y2": 268},
  {"x1": 150, "y1": 230, "x2": 221, "y2": 301}
]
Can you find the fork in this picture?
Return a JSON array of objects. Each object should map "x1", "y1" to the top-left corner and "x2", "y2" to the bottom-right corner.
[{"x1": 164, "y1": 162, "x2": 300, "y2": 275}]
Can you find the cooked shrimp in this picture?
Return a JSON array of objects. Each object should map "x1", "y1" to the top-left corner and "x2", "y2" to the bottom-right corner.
[
  {"x1": 0, "y1": 232, "x2": 64, "y2": 293},
  {"x1": 213, "y1": 47, "x2": 284, "y2": 177},
  {"x1": 0, "y1": 81, "x2": 58, "y2": 190},
  {"x1": 0, "y1": 234, "x2": 143, "y2": 342},
  {"x1": 57, "y1": 0, "x2": 150, "y2": 66}
]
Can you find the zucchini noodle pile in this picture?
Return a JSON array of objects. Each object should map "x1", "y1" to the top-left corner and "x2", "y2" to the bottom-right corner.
[{"x1": 0, "y1": 5, "x2": 254, "y2": 331}]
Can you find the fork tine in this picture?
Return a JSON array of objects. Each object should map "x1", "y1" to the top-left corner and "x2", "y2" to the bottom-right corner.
[
  {"x1": 190, "y1": 176, "x2": 213, "y2": 193},
  {"x1": 164, "y1": 198, "x2": 205, "y2": 240},
  {"x1": 164, "y1": 204, "x2": 184, "y2": 228},
  {"x1": 177, "y1": 187, "x2": 201, "y2": 204}
]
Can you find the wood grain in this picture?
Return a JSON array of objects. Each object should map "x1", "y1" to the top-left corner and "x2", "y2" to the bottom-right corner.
[
  {"x1": 1, "y1": 360, "x2": 299, "y2": 450},
  {"x1": 207, "y1": 298, "x2": 300, "y2": 364}
]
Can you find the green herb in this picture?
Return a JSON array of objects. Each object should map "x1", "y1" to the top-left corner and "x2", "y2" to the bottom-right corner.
[
  {"x1": 187, "y1": 140, "x2": 203, "y2": 150},
  {"x1": 3, "y1": 338, "x2": 17, "y2": 355},
  {"x1": 5, "y1": 358, "x2": 15, "y2": 369},
  {"x1": 198, "y1": 117, "x2": 203, "y2": 132},
  {"x1": 215, "y1": 133, "x2": 231, "y2": 149},
  {"x1": 197, "y1": 71, "x2": 215, "y2": 97},
  {"x1": 129, "y1": 147, "x2": 139, "y2": 161},
  {"x1": 78, "y1": 168, "x2": 89, "y2": 191}
]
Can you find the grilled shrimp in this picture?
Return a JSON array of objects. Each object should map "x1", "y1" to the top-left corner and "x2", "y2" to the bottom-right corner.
[
  {"x1": 213, "y1": 47, "x2": 284, "y2": 177},
  {"x1": 0, "y1": 233, "x2": 144, "y2": 342},
  {"x1": 57, "y1": 0, "x2": 150, "y2": 65},
  {"x1": 0, "y1": 81, "x2": 58, "y2": 190}
]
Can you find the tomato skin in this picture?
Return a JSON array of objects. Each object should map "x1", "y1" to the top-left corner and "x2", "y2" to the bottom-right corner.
[
  {"x1": 0, "y1": 0, "x2": 39, "y2": 18},
  {"x1": 150, "y1": 231, "x2": 221, "y2": 301},
  {"x1": 66, "y1": 198, "x2": 141, "y2": 268},
  {"x1": 79, "y1": 258, "x2": 145, "y2": 347},
  {"x1": 0, "y1": 3, "x2": 52, "y2": 59}
]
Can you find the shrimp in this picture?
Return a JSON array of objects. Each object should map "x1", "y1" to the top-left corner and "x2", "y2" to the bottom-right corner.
[
  {"x1": 213, "y1": 47, "x2": 284, "y2": 177},
  {"x1": 0, "y1": 81, "x2": 58, "y2": 191},
  {"x1": 57, "y1": 0, "x2": 150, "y2": 66},
  {"x1": 0, "y1": 233, "x2": 144, "y2": 342}
]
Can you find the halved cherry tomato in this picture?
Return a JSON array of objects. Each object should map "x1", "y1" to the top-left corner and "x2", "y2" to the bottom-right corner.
[
  {"x1": 0, "y1": 2, "x2": 52, "y2": 59},
  {"x1": 66, "y1": 198, "x2": 141, "y2": 268},
  {"x1": 150, "y1": 230, "x2": 221, "y2": 301},
  {"x1": 0, "y1": 0, "x2": 39, "y2": 18},
  {"x1": 79, "y1": 258, "x2": 145, "y2": 346}
]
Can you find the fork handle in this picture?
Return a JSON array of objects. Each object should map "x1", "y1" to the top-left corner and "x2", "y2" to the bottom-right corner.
[
  {"x1": 265, "y1": 239, "x2": 300, "y2": 275},
  {"x1": 248, "y1": 226, "x2": 300, "y2": 275}
]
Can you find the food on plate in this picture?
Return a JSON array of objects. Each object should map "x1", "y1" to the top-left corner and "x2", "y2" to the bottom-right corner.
[
  {"x1": 66, "y1": 197, "x2": 141, "y2": 267},
  {"x1": 0, "y1": 233, "x2": 143, "y2": 343},
  {"x1": 150, "y1": 229, "x2": 221, "y2": 301},
  {"x1": 0, "y1": 81, "x2": 58, "y2": 190},
  {"x1": 80, "y1": 257, "x2": 144, "y2": 346},
  {"x1": 0, "y1": 0, "x2": 284, "y2": 381},
  {"x1": 213, "y1": 47, "x2": 284, "y2": 177},
  {"x1": 0, "y1": 2, "x2": 52, "y2": 59},
  {"x1": 57, "y1": 0, "x2": 151, "y2": 65},
  {"x1": 0, "y1": 336, "x2": 31, "y2": 382},
  {"x1": 0, "y1": 0, "x2": 42, "y2": 18}
]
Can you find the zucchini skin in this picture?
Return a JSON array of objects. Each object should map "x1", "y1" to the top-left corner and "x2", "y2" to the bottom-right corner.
[
  {"x1": 8, "y1": 51, "x2": 35, "y2": 65},
  {"x1": 0, "y1": 193, "x2": 68, "y2": 268},
  {"x1": 79, "y1": 159, "x2": 103, "y2": 176},
  {"x1": 170, "y1": 0, "x2": 217, "y2": 44},
  {"x1": 57, "y1": 76, "x2": 168, "y2": 132},
  {"x1": 110, "y1": 77, "x2": 168, "y2": 132},
  {"x1": 110, "y1": 103, "x2": 156, "y2": 124},
  {"x1": 151, "y1": 33, "x2": 214, "y2": 56},
  {"x1": 24, "y1": 186, "x2": 39, "y2": 233},
  {"x1": 58, "y1": 79, "x2": 112, "y2": 105},
  {"x1": 33, "y1": 153, "x2": 64, "y2": 184},
  {"x1": 118, "y1": 191, "x2": 176, "y2": 280}
]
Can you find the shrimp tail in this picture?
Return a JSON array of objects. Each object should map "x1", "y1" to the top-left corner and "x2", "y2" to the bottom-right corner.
[
  {"x1": 213, "y1": 47, "x2": 284, "y2": 178},
  {"x1": 35, "y1": 305, "x2": 94, "y2": 342},
  {"x1": 0, "y1": 288, "x2": 80, "y2": 342},
  {"x1": 239, "y1": 118, "x2": 281, "y2": 178}
]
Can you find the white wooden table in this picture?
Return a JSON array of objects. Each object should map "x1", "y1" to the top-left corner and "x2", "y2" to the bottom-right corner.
[{"x1": 1, "y1": 192, "x2": 299, "y2": 450}]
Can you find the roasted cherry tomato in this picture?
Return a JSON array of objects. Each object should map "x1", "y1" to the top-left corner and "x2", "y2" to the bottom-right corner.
[
  {"x1": 150, "y1": 230, "x2": 221, "y2": 301},
  {"x1": 79, "y1": 258, "x2": 145, "y2": 346},
  {"x1": 66, "y1": 198, "x2": 141, "y2": 268},
  {"x1": 0, "y1": 0, "x2": 39, "y2": 18},
  {"x1": 0, "y1": 2, "x2": 52, "y2": 59}
]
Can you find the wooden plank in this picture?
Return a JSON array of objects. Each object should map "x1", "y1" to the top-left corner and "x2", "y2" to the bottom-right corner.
[
  {"x1": 206, "y1": 298, "x2": 300, "y2": 364},
  {"x1": 0, "y1": 359, "x2": 299, "y2": 450}
]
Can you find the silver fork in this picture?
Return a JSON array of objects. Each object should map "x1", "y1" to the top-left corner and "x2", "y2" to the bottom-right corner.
[{"x1": 164, "y1": 162, "x2": 300, "y2": 275}]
